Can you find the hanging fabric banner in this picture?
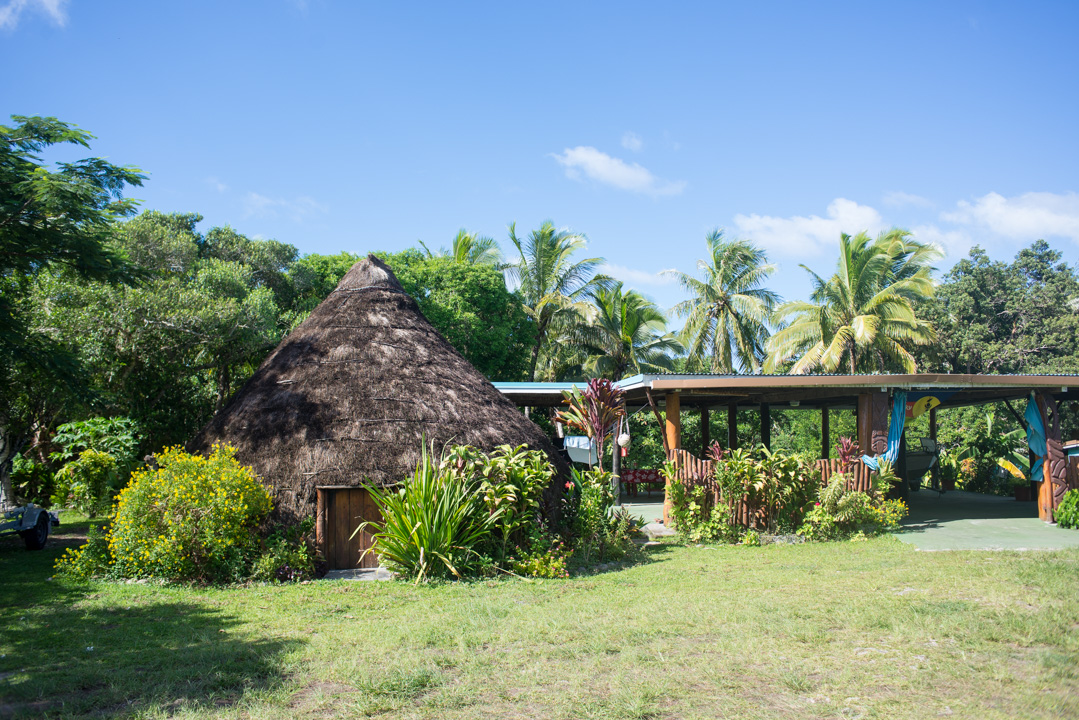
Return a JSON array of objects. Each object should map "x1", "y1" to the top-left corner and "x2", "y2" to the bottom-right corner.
[{"x1": 1024, "y1": 392, "x2": 1046, "y2": 483}]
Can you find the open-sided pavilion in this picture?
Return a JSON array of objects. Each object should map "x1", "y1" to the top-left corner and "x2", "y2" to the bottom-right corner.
[{"x1": 495, "y1": 373, "x2": 1079, "y2": 523}]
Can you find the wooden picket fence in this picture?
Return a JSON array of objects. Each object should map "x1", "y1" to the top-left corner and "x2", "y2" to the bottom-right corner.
[
  {"x1": 663, "y1": 450, "x2": 879, "y2": 529},
  {"x1": 816, "y1": 458, "x2": 876, "y2": 492}
]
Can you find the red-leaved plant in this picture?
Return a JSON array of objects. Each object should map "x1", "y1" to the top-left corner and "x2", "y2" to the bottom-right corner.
[
  {"x1": 835, "y1": 436, "x2": 861, "y2": 474},
  {"x1": 556, "y1": 378, "x2": 625, "y2": 471}
]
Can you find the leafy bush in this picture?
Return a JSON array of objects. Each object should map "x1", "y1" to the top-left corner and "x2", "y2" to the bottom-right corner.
[
  {"x1": 55, "y1": 445, "x2": 272, "y2": 583},
  {"x1": 511, "y1": 538, "x2": 571, "y2": 578},
  {"x1": 252, "y1": 517, "x2": 317, "y2": 582},
  {"x1": 48, "y1": 417, "x2": 143, "y2": 515},
  {"x1": 1057, "y1": 489, "x2": 1079, "y2": 529},
  {"x1": 363, "y1": 444, "x2": 499, "y2": 582},
  {"x1": 51, "y1": 449, "x2": 122, "y2": 517},
  {"x1": 440, "y1": 444, "x2": 553, "y2": 563},
  {"x1": 10, "y1": 454, "x2": 55, "y2": 506},
  {"x1": 54, "y1": 525, "x2": 112, "y2": 582},
  {"x1": 798, "y1": 475, "x2": 908, "y2": 541}
]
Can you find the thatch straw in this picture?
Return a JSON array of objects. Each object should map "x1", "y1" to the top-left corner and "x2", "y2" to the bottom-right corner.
[{"x1": 189, "y1": 255, "x2": 567, "y2": 522}]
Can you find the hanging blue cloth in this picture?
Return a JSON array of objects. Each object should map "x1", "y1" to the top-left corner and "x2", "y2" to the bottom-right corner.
[
  {"x1": 862, "y1": 391, "x2": 907, "y2": 470},
  {"x1": 1025, "y1": 393, "x2": 1046, "y2": 483}
]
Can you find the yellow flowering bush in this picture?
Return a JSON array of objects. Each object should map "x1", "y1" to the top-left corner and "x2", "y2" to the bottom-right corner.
[{"x1": 57, "y1": 445, "x2": 272, "y2": 583}]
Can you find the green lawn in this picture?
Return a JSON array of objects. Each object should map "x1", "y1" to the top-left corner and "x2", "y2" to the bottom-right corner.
[{"x1": 2, "y1": 517, "x2": 1078, "y2": 719}]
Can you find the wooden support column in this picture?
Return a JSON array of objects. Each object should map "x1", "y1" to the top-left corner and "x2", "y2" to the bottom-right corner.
[
  {"x1": 728, "y1": 403, "x2": 738, "y2": 450},
  {"x1": 665, "y1": 392, "x2": 682, "y2": 451},
  {"x1": 760, "y1": 403, "x2": 771, "y2": 451},
  {"x1": 821, "y1": 407, "x2": 830, "y2": 459},
  {"x1": 857, "y1": 392, "x2": 889, "y2": 456},
  {"x1": 662, "y1": 391, "x2": 681, "y2": 526},
  {"x1": 700, "y1": 407, "x2": 710, "y2": 458}
]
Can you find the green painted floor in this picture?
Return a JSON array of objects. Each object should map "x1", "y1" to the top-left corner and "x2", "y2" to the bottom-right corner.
[
  {"x1": 897, "y1": 489, "x2": 1079, "y2": 551},
  {"x1": 618, "y1": 491, "x2": 665, "y2": 525}
]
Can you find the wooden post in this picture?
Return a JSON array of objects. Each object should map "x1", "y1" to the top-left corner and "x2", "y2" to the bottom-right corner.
[
  {"x1": 821, "y1": 406, "x2": 830, "y2": 459},
  {"x1": 760, "y1": 403, "x2": 771, "y2": 451},
  {"x1": 663, "y1": 392, "x2": 681, "y2": 526},
  {"x1": 728, "y1": 403, "x2": 738, "y2": 450},
  {"x1": 316, "y1": 487, "x2": 326, "y2": 559},
  {"x1": 858, "y1": 392, "x2": 889, "y2": 456},
  {"x1": 665, "y1": 392, "x2": 681, "y2": 451},
  {"x1": 700, "y1": 407, "x2": 710, "y2": 458}
]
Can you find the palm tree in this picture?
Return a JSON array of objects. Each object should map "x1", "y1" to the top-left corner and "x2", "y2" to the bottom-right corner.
[
  {"x1": 574, "y1": 282, "x2": 682, "y2": 379},
  {"x1": 505, "y1": 221, "x2": 610, "y2": 381},
  {"x1": 764, "y1": 229, "x2": 939, "y2": 374},
  {"x1": 419, "y1": 229, "x2": 502, "y2": 266},
  {"x1": 666, "y1": 230, "x2": 779, "y2": 373}
]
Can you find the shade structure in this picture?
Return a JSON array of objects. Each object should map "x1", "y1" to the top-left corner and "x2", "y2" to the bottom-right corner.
[{"x1": 189, "y1": 254, "x2": 567, "y2": 522}]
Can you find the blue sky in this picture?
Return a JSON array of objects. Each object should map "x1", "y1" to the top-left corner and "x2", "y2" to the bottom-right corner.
[{"x1": 4, "y1": 0, "x2": 1078, "y2": 316}]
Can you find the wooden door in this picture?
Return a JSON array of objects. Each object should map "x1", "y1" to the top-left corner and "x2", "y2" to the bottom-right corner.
[{"x1": 319, "y1": 487, "x2": 382, "y2": 570}]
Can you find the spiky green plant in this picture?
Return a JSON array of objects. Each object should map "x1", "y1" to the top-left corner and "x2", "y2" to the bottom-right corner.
[{"x1": 357, "y1": 443, "x2": 500, "y2": 582}]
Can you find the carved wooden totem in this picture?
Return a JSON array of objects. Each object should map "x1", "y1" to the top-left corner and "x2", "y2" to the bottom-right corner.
[{"x1": 1036, "y1": 393, "x2": 1069, "y2": 522}]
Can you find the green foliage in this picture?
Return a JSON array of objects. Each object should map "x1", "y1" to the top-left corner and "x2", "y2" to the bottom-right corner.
[
  {"x1": 251, "y1": 518, "x2": 317, "y2": 583},
  {"x1": 556, "y1": 378, "x2": 625, "y2": 472},
  {"x1": 573, "y1": 281, "x2": 680, "y2": 379},
  {"x1": 378, "y1": 250, "x2": 534, "y2": 381},
  {"x1": 920, "y1": 241, "x2": 1079, "y2": 375},
  {"x1": 798, "y1": 475, "x2": 908, "y2": 541},
  {"x1": 51, "y1": 448, "x2": 121, "y2": 517},
  {"x1": 767, "y1": 228, "x2": 939, "y2": 373},
  {"x1": 52, "y1": 416, "x2": 141, "y2": 467},
  {"x1": 362, "y1": 444, "x2": 500, "y2": 582},
  {"x1": 505, "y1": 220, "x2": 609, "y2": 381},
  {"x1": 511, "y1": 538, "x2": 571, "y2": 579},
  {"x1": 440, "y1": 443, "x2": 553, "y2": 563},
  {"x1": 949, "y1": 411, "x2": 1025, "y2": 496},
  {"x1": 53, "y1": 525, "x2": 112, "y2": 583},
  {"x1": 9, "y1": 454, "x2": 54, "y2": 506},
  {"x1": 668, "y1": 230, "x2": 778, "y2": 373},
  {"x1": 564, "y1": 467, "x2": 633, "y2": 563},
  {"x1": 59, "y1": 445, "x2": 273, "y2": 583},
  {"x1": 1055, "y1": 490, "x2": 1079, "y2": 530}
]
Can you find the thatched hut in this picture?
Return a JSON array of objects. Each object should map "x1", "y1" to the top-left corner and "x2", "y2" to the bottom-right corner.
[{"x1": 189, "y1": 255, "x2": 566, "y2": 569}]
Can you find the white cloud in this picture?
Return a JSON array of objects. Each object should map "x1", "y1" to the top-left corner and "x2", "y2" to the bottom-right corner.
[
  {"x1": 733, "y1": 198, "x2": 885, "y2": 257},
  {"x1": 242, "y1": 192, "x2": 328, "y2": 221},
  {"x1": 910, "y1": 224, "x2": 972, "y2": 259},
  {"x1": 883, "y1": 190, "x2": 933, "y2": 208},
  {"x1": 0, "y1": 0, "x2": 67, "y2": 30},
  {"x1": 941, "y1": 191, "x2": 1079, "y2": 242},
  {"x1": 621, "y1": 131, "x2": 642, "y2": 152},
  {"x1": 205, "y1": 176, "x2": 229, "y2": 193},
  {"x1": 552, "y1": 146, "x2": 686, "y2": 197},
  {"x1": 601, "y1": 263, "x2": 677, "y2": 288}
]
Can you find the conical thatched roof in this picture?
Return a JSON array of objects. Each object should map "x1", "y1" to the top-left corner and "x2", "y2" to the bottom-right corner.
[{"x1": 189, "y1": 254, "x2": 567, "y2": 522}]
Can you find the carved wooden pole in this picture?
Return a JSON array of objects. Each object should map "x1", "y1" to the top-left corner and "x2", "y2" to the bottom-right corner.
[{"x1": 821, "y1": 406, "x2": 830, "y2": 459}]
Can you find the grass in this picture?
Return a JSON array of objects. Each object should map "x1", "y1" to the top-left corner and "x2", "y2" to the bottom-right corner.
[{"x1": 2, "y1": 516, "x2": 1078, "y2": 719}]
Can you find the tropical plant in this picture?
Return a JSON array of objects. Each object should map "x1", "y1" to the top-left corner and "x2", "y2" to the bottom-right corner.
[
  {"x1": 420, "y1": 229, "x2": 503, "y2": 266},
  {"x1": 666, "y1": 230, "x2": 779, "y2": 373},
  {"x1": 1056, "y1": 489, "x2": 1079, "y2": 529},
  {"x1": 55, "y1": 444, "x2": 273, "y2": 583},
  {"x1": 765, "y1": 229, "x2": 940, "y2": 374},
  {"x1": 360, "y1": 443, "x2": 500, "y2": 582},
  {"x1": 506, "y1": 221, "x2": 610, "y2": 380},
  {"x1": 573, "y1": 281, "x2": 681, "y2": 379},
  {"x1": 51, "y1": 448, "x2": 121, "y2": 517},
  {"x1": 798, "y1": 475, "x2": 907, "y2": 541},
  {"x1": 555, "y1": 378, "x2": 626, "y2": 471}
]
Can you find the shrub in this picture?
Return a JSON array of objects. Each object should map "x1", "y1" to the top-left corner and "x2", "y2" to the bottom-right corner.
[
  {"x1": 363, "y1": 443, "x2": 498, "y2": 582},
  {"x1": 511, "y1": 538, "x2": 571, "y2": 578},
  {"x1": 106, "y1": 445, "x2": 272, "y2": 583},
  {"x1": 51, "y1": 449, "x2": 122, "y2": 517},
  {"x1": 10, "y1": 454, "x2": 55, "y2": 506},
  {"x1": 799, "y1": 475, "x2": 908, "y2": 541},
  {"x1": 52, "y1": 417, "x2": 141, "y2": 468},
  {"x1": 54, "y1": 525, "x2": 112, "y2": 582},
  {"x1": 252, "y1": 517, "x2": 317, "y2": 582},
  {"x1": 1057, "y1": 489, "x2": 1079, "y2": 530},
  {"x1": 440, "y1": 444, "x2": 553, "y2": 563}
]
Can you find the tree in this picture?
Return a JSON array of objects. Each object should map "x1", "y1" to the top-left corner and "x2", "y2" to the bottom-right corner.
[
  {"x1": 420, "y1": 229, "x2": 503, "y2": 266},
  {"x1": 574, "y1": 282, "x2": 681, "y2": 379},
  {"x1": 288, "y1": 251, "x2": 362, "y2": 314},
  {"x1": 667, "y1": 230, "x2": 778, "y2": 373},
  {"x1": 379, "y1": 250, "x2": 534, "y2": 380},
  {"x1": 918, "y1": 241, "x2": 1079, "y2": 375},
  {"x1": 506, "y1": 221, "x2": 610, "y2": 381},
  {"x1": 0, "y1": 115, "x2": 144, "y2": 504},
  {"x1": 765, "y1": 229, "x2": 939, "y2": 374}
]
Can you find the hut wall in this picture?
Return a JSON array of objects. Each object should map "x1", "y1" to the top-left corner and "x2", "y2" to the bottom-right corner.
[{"x1": 318, "y1": 487, "x2": 382, "y2": 570}]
